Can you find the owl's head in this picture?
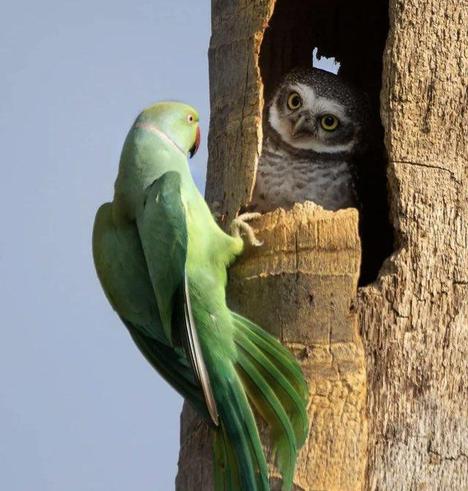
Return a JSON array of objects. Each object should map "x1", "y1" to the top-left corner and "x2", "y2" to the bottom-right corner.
[{"x1": 267, "y1": 67, "x2": 369, "y2": 155}]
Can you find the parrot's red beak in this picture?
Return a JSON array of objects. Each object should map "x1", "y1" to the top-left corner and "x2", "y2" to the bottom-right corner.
[{"x1": 189, "y1": 126, "x2": 201, "y2": 158}]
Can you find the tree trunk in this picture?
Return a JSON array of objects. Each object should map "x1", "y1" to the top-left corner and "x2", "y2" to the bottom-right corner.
[
  {"x1": 176, "y1": 1, "x2": 467, "y2": 490},
  {"x1": 360, "y1": 1, "x2": 467, "y2": 489}
]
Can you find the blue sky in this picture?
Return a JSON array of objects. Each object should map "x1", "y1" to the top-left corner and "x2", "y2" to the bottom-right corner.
[{"x1": 0, "y1": 1, "x2": 210, "y2": 490}]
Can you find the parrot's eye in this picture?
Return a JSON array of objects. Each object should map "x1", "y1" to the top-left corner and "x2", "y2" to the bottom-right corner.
[
  {"x1": 187, "y1": 114, "x2": 195, "y2": 124},
  {"x1": 287, "y1": 92, "x2": 302, "y2": 111},
  {"x1": 320, "y1": 114, "x2": 339, "y2": 131}
]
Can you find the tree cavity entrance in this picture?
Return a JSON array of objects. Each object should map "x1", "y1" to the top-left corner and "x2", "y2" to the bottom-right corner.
[{"x1": 258, "y1": 0, "x2": 393, "y2": 285}]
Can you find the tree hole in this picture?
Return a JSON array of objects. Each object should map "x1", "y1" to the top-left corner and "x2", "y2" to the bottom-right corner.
[{"x1": 258, "y1": 0, "x2": 393, "y2": 286}]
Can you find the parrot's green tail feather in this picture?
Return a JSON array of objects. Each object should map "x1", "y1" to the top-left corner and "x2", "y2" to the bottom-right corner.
[
  {"x1": 212, "y1": 370, "x2": 270, "y2": 491},
  {"x1": 213, "y1": 421, "x2": 241, "y2": 491},
  {"x1": 236, "y1": 350, "x2": 297, "y2": 489},
  {"x1": 213, "y1": 429, "x2": 228, "y2": 490},
  {"x1": 231, "y1": 313, "x2": 309, "y2": 491},
  {"x1": 232, "y1": 313, "x2": 308, "y2": 401}
]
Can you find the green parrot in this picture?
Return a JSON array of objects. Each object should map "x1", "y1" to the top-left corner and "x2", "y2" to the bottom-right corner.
[{"x1": 92, "y1": 101, "x2": 309, "y2": 491}]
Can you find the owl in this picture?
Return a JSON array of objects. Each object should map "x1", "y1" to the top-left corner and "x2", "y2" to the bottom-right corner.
[{"x1": 250, "y1": 67, "x2": 370, "y2": 213}]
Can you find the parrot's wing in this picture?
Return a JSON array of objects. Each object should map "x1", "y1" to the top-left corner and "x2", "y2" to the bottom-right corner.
[
  {"x1": 137, "y1": 171, "x2": 219, "y2": 426},
  {"x1": 92, "y1": 203, "x2": 209, "y2": 418}
]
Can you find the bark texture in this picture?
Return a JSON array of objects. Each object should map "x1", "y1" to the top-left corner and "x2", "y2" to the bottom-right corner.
[
  {"x1": 360, "y1": 1, "x2": 468, "y2": 489},
  {"x1": 176, "y1": 0, "x2": 467, "y2": 490}
]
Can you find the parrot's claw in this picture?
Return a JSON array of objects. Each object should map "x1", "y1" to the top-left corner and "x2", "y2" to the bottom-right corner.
[{"x1": 230, "y1": 212, "x2": 263, "y2": 247}]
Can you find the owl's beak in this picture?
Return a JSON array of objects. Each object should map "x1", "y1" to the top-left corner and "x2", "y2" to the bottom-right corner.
[{"x1": 291, "y1": 113, "x2": 314, "y2": 137}]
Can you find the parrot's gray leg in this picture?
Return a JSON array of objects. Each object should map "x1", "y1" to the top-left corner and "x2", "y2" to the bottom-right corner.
[
  {"x1": 210, "y1": 200, "x2": 224, "y2": 222},
  {"x1": 230, "y1": 212, "x2": 263, "y2": 247}
]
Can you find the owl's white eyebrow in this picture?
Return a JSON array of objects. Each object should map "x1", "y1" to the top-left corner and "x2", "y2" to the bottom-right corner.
[
  {"x1": 315, "y1": 98, "x2": 349, "y2": 122},
  {"x1": 293, "y1": 83, "x2": 315, "y2": 108},
  {"x1": 293, "y1": 83, "x2": 349, "y2": 122}
]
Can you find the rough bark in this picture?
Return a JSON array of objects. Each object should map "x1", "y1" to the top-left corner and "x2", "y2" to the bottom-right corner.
[
  {"x1": 361, "y1": 1, "x2": 468, "y2": 489},
  {"x1": 176, "y1": 1, "x2": 467, "y2": 490}
]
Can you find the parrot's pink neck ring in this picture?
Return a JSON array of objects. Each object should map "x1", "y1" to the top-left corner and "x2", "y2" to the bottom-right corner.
[{"x1": 134, "y1": 122, "x2": 186, "y2": 157}]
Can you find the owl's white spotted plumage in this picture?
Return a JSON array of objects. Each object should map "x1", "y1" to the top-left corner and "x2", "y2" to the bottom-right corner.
[{"x1": 251, "y1": 67, "x2": 369, "y2": 212}]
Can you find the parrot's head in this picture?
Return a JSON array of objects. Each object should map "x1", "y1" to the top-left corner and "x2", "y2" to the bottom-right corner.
[{"x1": 135, "y1": 101, "x2": 201, "y2": 158}]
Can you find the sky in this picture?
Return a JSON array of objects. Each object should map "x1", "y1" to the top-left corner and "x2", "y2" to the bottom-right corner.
[
  {"x1": 0, "y1": 1, "x2": 210, "y2": 490},
  {"x1": 0, "y1": 2, "x2": 342, "y2": 490}
]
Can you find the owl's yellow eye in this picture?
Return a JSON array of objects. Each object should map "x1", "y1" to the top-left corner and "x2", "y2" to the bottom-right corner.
[
  {"x1": 287, "y1": 92, "x2": 302, "y2": 111},
  {"x1": 320, "y1": 115, "x2": 339, "y2": 131}
]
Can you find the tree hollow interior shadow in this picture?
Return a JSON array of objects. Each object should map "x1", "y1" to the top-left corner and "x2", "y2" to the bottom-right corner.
[{"x1": 259, "y1": 0, "x2": 393, "y2": 286}]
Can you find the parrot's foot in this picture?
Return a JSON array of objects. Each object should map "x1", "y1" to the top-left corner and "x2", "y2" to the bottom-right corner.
[{"x1": 230, "y1": 212, "x2": 263, "y2": 247}]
